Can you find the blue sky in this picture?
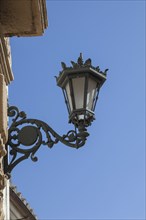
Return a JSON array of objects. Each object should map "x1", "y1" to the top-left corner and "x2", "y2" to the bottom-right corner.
[{"x1": 9, "y1": 1, "x2": 145, "y2": 219}]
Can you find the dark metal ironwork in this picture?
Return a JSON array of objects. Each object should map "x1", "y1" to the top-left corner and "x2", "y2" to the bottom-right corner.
[
  {"x1": 4, "y1": 54, "x2": 107, "y2": 177},
  {"x1": 59, "y1": 53, "x2": 108, "y2": 77},
  {"x1": 5, "y1": 106, "x2": 89, "y2": 176},
  {"x1": 56, "y1": 53, "x2": 107, "y2": 127}
]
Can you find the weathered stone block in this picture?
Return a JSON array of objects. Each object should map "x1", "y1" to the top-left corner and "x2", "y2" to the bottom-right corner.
[
  {"x1": 0, "y1": 37, "x2": 14, "y2": 85},
  {"x1": 0, "y1": 74, "x2": 8, "y2": 146},
  {"x1": 0, "y1": 134, "x2": 6, "y2": 157},
  {"x1": 0, "y1": 0, "x2": 48, "y2": 37}
]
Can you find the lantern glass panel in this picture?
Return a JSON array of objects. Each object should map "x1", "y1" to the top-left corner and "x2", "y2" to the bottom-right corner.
[
  {"x1": 72, "y1": 77, "x2": 85, "y2": 109},
  {"x1": 86, "y1": 78, "x2": 97, "y2": 111},
  {"x1": 77, "y1": 114, "x2": 84, "y2": 121},
  {"x1": 65, "y1": 82, "x2": 73, "y2": 112}
]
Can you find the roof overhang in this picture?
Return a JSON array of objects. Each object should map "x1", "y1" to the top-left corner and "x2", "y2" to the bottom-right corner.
[
  {"x1": 10, "y1": 186, "x2": 37, "y2": 220},
  {"x1": 0, "y1": 0, "x2": 48, "y2": 37}
]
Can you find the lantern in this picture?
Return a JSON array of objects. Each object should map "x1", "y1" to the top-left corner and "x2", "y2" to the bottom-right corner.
[{"x1": 56, "y1": 53, "x2": 107, "y2": 128}]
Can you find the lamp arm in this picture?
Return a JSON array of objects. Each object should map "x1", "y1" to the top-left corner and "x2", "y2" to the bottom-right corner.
[{"x1": 5, "y1": 106, "x2": 89, "y2": 175}]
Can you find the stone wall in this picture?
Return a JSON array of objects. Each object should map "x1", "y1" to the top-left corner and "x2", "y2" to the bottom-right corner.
[
  {"x1": 0, "y1": 36, "x2": 13, "y2": 220},
  {"x1": 0, "y1": 0, "x2": 48, "y2": 37},
  {"x1": 0, "y1": 36, "x2": 13, "y2": 150}
]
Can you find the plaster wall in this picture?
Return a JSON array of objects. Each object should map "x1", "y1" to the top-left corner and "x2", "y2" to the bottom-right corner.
[{"x1": 3, "y1": 181, "x2": 10, "y2": 220}]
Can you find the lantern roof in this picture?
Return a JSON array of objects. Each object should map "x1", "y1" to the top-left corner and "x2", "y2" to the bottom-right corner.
[{"x1": 56, "y1": 53, "x2": 108, "y2": 88}]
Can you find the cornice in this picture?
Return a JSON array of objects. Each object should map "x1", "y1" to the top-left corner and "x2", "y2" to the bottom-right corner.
[
  {"x1": 0, "y1": 0, "x2": 48, "y2": 37},
  {"x1": 0, "y1": 37, "x2": 14, "y2": 85}
]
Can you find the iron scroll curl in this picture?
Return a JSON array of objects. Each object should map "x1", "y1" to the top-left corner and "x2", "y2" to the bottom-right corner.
[{"x1": 5, "y1": 106, "x2": 89, "y2": 175}]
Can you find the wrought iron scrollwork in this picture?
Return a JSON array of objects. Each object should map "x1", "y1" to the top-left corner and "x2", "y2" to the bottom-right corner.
[{"x1": 5, "y1": 106, "x2": 89, "y2": 175}]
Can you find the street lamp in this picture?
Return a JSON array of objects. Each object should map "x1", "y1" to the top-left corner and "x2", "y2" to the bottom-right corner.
[{"x1": 4, "y1": 54, "x2": 107, "y2": 176}]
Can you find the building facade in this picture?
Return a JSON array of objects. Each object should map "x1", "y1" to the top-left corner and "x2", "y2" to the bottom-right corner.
[
  {"x1": 0, "y1": 1, "x2": 48, "y2": 219},
  {"x1": 10, "y1": 185, "x2": 37, "y2": 220}
]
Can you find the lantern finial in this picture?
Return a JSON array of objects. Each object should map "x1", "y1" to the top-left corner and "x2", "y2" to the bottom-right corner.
[{"x1": 77, "y1": 53, "x2": 83, "y2": 66}]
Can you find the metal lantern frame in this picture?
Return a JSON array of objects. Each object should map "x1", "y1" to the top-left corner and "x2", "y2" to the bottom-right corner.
[
  {"x1": 4, "y1": 54, "x2": 107, "y2": 177},
  {"x1": 57, "y1": 53, "x2": 107, "y2": 127}
]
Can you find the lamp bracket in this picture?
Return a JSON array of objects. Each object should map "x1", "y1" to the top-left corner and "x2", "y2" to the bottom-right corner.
[{"x1": 5, "y1": 106, "x2": 89, "y2": 176}]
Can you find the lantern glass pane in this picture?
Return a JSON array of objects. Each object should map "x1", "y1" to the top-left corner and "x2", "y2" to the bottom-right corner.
[
  {"x1": 63, "y1": 89, "x2": 70, "y2": 114},
  {"x1": 86, "y1": 78, "x2": 97, "y2": 111},
  {"x1": 72, "y1": 77, "x2": 85, "y2": 109},
  {"x1": 78, "y1": 115, "x2": 84, "y2": 121},
  {"x1": 65, "y1": 82, "x2": 73, "y2": 112}
]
